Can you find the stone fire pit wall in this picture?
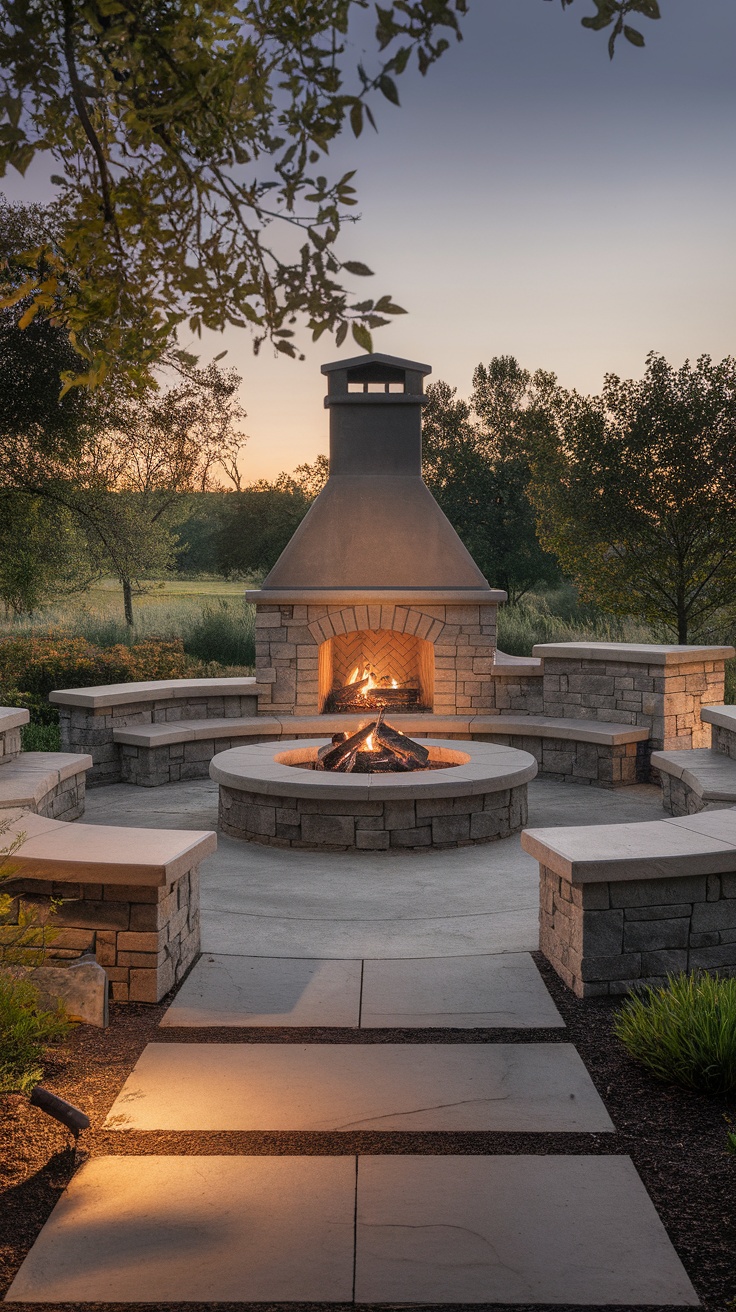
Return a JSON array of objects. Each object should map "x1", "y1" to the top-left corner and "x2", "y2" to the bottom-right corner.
[
  {"x1": 253, "y1": 600, "x2": 500, "y2": 717},
  {"x1": 211, "y1": 738, "x2": 537, "y2": 851}
]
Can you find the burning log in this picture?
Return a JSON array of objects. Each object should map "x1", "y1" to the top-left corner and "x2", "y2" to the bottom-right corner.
[
  {"x1": 320, "y1": 720, "x2": 376, "y2": 771},
  {"x1": 374, "y1": 720, "x2": 429, "y2": 768},
  {"x1": 330, "y1": 677, "x2": 371, "y2": 704}
]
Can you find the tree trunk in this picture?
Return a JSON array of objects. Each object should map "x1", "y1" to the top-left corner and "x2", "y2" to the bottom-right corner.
[{"x1": 122, "y1": 579, "x2": 134, "y2": 627}]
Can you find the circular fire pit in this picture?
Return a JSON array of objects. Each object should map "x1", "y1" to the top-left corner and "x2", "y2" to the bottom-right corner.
[{"x1": 210, "y1": 738, "x2": 537, "y2": 851}]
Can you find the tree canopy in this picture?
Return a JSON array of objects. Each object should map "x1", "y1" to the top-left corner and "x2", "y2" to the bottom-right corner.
[
  {"x1": 525, "y1": 352, "x2": 736, "y2": 643},
  {"x1": 0, "y1": 0, "x2": 658, "y2": 390},
  {"x1": 422, "y1": 360, "x2": 561, "y2": 602}
]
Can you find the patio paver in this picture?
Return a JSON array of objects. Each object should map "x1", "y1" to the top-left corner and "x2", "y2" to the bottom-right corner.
[
  {"x1": 104, "y1": 1042, "x2": 613, "y2": 1133},
  {"x1": 360, "y1": 951, "x2": 564, "y2": 1028},
  {"x1": 5, "y1": 1155, "x2": 356, "y2": 1304},
  {"x1": 160, "y1": 954, "x2": 362, "y2": 1027},
  {"x1": 355, "y1": 1154, "x2": 699, "y2": 1305}
]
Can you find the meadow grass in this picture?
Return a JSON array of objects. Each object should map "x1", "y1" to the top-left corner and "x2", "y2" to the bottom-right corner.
[{"x1": 0, "y1": 578, "x2": 256, "y2": 669}]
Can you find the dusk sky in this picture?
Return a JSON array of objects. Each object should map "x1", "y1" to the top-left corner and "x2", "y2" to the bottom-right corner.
[{"x1": 5, "y1": 0, "x2": 736, "y2": 480}]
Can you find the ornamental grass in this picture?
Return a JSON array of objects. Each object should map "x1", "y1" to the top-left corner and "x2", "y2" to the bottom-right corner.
[{"x1": 613, "y1": 972, "x2": 736, "y2": 1096}]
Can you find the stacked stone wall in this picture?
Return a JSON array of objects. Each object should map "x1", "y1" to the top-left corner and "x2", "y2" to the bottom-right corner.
[
  {"x1": 60, "y1": 692, "x2": 258, "y2": 785},
  {"x1": 542, "y1": 656, "x2": 725, "y2": 751},
  {"x1": 713, "y1": 724, "x2": 736, "y2": 761},
  {"x1": 0, "y1": 726, "x2": 21, "y2": 764},
  {"x1": 219, "y1": 781, "x2": 527, "y2": 851},
  {"x1": 36, "y1": 771, "x2": 86, "y2": 821},
  {"x1": 540, "y1": 864, "x2": 736, "y2": 998},
  {"x1": 1, "y1": 866, "x2": 200, "y2": 1002},
  {"x1": 477, "y1": 733, "x2": 646, "y2": 788}
]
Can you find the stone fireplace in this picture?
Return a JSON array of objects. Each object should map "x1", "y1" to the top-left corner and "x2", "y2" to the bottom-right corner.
[{"x1": 247, "y1": 353, "x2": 506, "y2": 720}]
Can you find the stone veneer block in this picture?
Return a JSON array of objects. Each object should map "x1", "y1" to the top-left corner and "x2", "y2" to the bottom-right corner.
[
  {"x1": 160, "y1": 953, "x2": 362, "y2": 1027},
  {"x1": 104, "y1": 1042, "x2": 613, "y2": 1132},
  {"x1": 654, "y1": 746, "x2": 736, "y2": 815},
  {"x1": 5, "y1": 1156, "x2": 356, "y2": 1304},
  {"x1": 52, "y1": 679, "x2": 258, "y2": 784},
  {"x1": 0, "y1": 751, "x2": 91, "y2": 818},
  {"x1": 354, "y1": 1156, "x2": 698, "y2": 1305}
]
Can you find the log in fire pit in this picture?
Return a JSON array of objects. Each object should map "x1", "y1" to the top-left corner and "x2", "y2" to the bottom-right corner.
[{"x1": 316, "y1": 710, "x2": 430, "y2": 773}]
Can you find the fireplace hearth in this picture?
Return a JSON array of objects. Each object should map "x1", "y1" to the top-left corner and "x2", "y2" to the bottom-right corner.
[{"x1": 247, "y1": 353, "x2": 506, "y2": 720}]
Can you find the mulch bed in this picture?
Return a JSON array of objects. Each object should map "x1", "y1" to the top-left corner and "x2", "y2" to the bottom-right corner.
[{"x1": 0, "y1": 955, "x2": 734, "y2": 1312}]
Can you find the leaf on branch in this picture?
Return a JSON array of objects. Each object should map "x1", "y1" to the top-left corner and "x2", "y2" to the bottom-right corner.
[
  {"x1": 378, "y1": 75, "x2": 400, "y2": 106},
  {"x1": 336, "y1": 321, "x2": 348, "y2": 347},
  {"x1": 352, "y1": 322, "x2": 373, "y2": 352},
  {"x1": 623, "y1": 24, "x2": 645, "y2": 45},
  {"x1": 350, "y1": 102, "x2": 363, "y2": 137},
  {"x1": 343, "y1": 261, "x2": 374, "y2": 276}
]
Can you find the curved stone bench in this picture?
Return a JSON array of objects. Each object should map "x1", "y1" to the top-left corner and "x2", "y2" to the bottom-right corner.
[
  {"x1": 211, "y1": 738, "x2": 537, "y2": 850},
  {"x1": 0, "y1": 751, "x2": 92, "y2": 820},
  {"x1": 652, "y1": 747, "x2": 736, "y2": 815},
  {"x1": 522, "y1": 807, "x2": 736, "y2": 997},
  {"x1": 51, "y1": 678, "x2": 258, "y2": 785},
  {"x1": 0, "y1": 706, "x2": 29, "y2": 762},
  {"x1": 112, "y1": 710, "x2": 648, "y2": 788},
  {"x1": 0, "y1": 811, "x2": 216, "y2": 1002}
]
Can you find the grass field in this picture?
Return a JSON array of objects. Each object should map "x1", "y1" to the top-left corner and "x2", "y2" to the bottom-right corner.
[{"x1": 0, "y1": 578, "x2": 258, "y2": 669}]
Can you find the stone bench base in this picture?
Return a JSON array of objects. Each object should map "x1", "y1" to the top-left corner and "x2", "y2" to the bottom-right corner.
[
  {"x1": 113, "y1": 712, "x2": 650, "y2": 790},
  {"x1": 652, "y1": 748, "x2": 736, "y2": 816},
  {"x1": 522, "y1": 810, "x2": 736, "y2": 997},
  {"x1": 219, "y1": 781, "x2": 528, "y2": 851},
  {"x1": 0, "y1": 752, "x2": 92, "y2": 820},
  {"x1": 0, "y1": 813, "x2": 215, "y2": 1002}
]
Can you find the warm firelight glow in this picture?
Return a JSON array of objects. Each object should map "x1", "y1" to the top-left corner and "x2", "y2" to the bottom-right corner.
[{"x1": 364, "y1": 732, "x2": 375, "y2": 751}]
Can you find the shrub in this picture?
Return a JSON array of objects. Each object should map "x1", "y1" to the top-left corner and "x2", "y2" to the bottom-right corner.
[
  {"x1": 183, "y1": 601, "x2": 255, "y2": 667},
  {"x1": 0, "y1": 972, "x2": 70, "y2": 1095},
  {"x1": 0, "y1": 634, "x2": 198, "y2": 724},
  {"x1": 21, "y1": 723, "x2": 61, "y2": 752},
  {"x1": 613, "y1": 972, "x2": 736, "y2": 1095}
]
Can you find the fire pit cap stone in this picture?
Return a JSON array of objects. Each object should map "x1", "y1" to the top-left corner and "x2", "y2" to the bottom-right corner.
[{"x1": 210, "y1": 738, "x2": 537, "y2": 802}]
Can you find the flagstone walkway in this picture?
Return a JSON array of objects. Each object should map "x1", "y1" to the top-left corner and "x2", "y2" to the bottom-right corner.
[{"x1": 6, "y1": 778, "x2": 700, "y2": 1306}]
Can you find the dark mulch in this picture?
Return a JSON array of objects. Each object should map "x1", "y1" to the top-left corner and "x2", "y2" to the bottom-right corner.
[{"x1": 1, "y1": 956, "x2": 735, "y2": 1311}]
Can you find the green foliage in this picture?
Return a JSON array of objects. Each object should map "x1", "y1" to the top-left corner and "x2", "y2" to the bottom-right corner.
[
  {"x1": 565, "y1": 0, "x2": 661, "y2": 59},
  {"x1": 0, "y1": 972, "x2": 70, "y2": 1095},
  {"x1": 422, "y1": 361, "x2": 561, "y2": 602},
  {"x1": 0, "y1": 492, "x2": 92, "y2": 616},
  {"x1": 21, "y1": 722, "x2": 62, "y2": 752},
  {"x1": 497, "y1": 589, "x2": 655, "y2": 656},
  {"x1": 0, "y1": 1, "x2": 656, "y2": 388},
  {"x1": 0, "y1": 3, "x2": 448, "y2": 387},
  {"x1": 614, "y1": 973, "x2": 736, "y2": 1096},
  {"x1": 183, "y1": 601, "x2": 255, "y2": 667},
  {"x1": 216, "y1": 477, "x2": 313, "y2": 576},
  {"x1": 526, "y1": 353, "x2": 736, "y2": 644},
  {"x1": 0, "y1": 634, "x2": 199, "y2": 725}
]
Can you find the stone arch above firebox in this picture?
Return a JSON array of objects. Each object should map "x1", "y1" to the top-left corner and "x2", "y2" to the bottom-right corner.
[{"x1": 306, "y1": 604, "x2": 446, "y2": 647}]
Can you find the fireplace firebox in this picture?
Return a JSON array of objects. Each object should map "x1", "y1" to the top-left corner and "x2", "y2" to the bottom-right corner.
[{"x1": 247, "y1": 353, "x2": 506, "y2": 719}]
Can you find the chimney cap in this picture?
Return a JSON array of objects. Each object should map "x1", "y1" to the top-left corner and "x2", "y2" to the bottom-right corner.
[{"x1": 321, "y1": 351, "x2": 431, "y2": 379}]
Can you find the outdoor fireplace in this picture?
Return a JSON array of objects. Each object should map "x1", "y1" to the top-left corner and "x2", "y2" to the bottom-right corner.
[{"x1": 247, "y1": 352, "x2": 506, "y2": 720}]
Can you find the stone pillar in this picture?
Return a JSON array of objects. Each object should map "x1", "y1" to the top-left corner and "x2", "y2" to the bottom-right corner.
[{"x1": 535, "y1": 642, "x2": 734, "y2": 751}]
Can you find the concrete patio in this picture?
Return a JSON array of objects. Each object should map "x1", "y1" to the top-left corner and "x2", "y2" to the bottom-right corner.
[{"x1": 82, "y1": 775, "x2": 664, "y2": 960}]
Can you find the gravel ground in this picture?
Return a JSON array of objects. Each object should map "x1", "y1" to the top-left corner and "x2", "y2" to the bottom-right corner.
[{"x1": 1, "y1": 955, "x2": 734, "y2": 1312}]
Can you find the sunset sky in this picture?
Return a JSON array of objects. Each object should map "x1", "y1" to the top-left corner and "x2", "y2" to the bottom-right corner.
[{"x1": 5, "y1": 0, "x2": 736, "y2": 480}]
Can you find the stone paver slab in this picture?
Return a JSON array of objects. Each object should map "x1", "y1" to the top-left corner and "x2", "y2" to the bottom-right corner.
[
  {"x1": 104, "y1": 1042, "x2": 613, "y2": 1132},
  {"x1": 360, "y1": 952, "x2": 564, "y2": 1028},
  {"x1": 160, "y1": 954, "x2": 362, "y2": 1027},
  {"x1": 355, "y1": 1155, "x2": 699, "y2": 1305},
  {"x1": 5, "y1": 1155, "x2": 355, "y2": 1304}
]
